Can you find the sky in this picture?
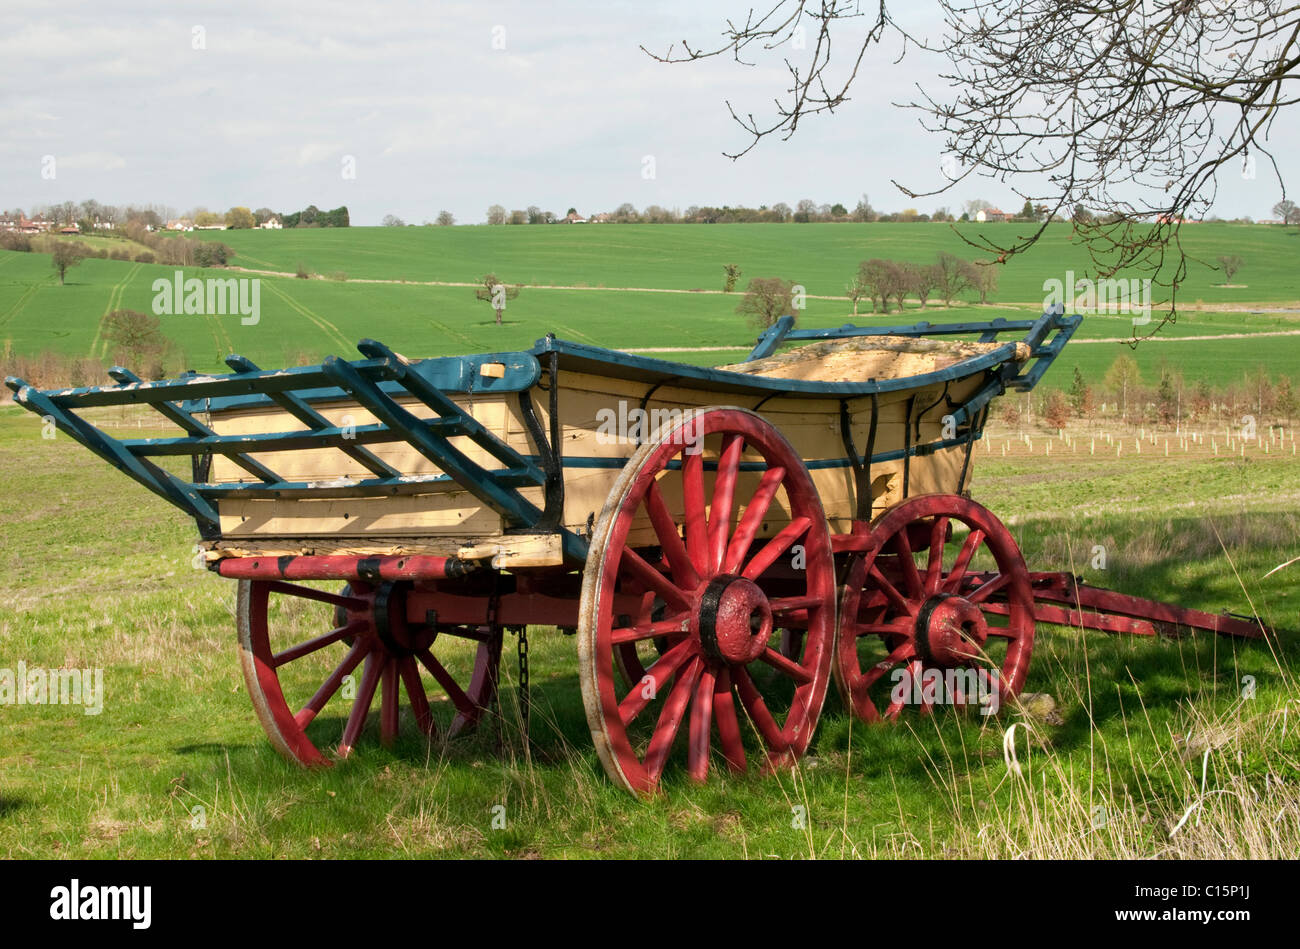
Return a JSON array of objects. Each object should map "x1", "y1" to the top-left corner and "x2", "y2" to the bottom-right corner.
[{"x1": 2, "y1": 1, "x2": 1293, "y2": 225}]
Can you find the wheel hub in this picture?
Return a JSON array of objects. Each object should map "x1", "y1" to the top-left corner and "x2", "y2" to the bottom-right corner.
[
  {"x1": 373, "y1": 582, "x2": 436, "y2": 657},
  {"x1": 694, "y1": 574, "x2": 772, "y2": 664},
  {"x1": 914, "y1": 593, "x2": 988, "y2": 667}
]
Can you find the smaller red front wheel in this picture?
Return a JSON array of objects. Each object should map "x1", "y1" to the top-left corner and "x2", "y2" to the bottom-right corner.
[
  {"x1": 236, "y1": 578, "x2": 501, "y2": 765},
  {"x1": 835, "y1": 495, "x2": 1035, "y2": 722}
]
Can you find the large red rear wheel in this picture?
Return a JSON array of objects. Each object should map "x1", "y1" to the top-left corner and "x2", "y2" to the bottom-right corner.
[
  {"x1": 236, "y1": 578, "x2": 501, "y2": 765},
  {"x1": 835, "y1": 494, "x2": 1035, "y2": 722},
  {"x1": 579, "y1": 407, "x2": 837, "y2": 796}
]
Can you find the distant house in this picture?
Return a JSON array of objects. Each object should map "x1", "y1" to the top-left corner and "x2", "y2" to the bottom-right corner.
[
  {"x1": 59, "y1": 225, "x2": 80, "y2": 235},
  {"x1": 564, "y1": 211, "x2": 587, "y2": 223},
  {"x1": 21, "y1": 217, "x2": 53, "y2": 233},
  {"x1": 93, "y1": 219, "x2": 114, "y2": 230},
  {"x1": 259, "y1": 216, "x2": 282, "y2": 230},
  {"x1": 976, "y1": 208, "x2": 1010, "y2": 223},
  {"x1": 195, "y1": 224, "x2": 227, "y2": 231},
  {"x1": 166, "y1": 219, "x2": 194, "y2": 232},
  {"x1": 589, "y1": 212, "x2": 611, "y2": 223}
]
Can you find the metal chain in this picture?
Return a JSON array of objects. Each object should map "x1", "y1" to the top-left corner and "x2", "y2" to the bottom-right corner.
[{"x1": 516, "y1": 626, "x2": 530, "y2": 742}]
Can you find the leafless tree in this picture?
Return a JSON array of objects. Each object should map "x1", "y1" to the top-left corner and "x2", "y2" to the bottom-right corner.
[
  {"x1": 963, "y1": 259, "x2": 999, "y2": 304},
  {"x1": 736, "y1": 277, "x2": 796, "y2": 327},
  {"x1": 51, "y1": 242, "x2": 83, "y2": 284},
  {"x1": 859, "y1": 258, "x2": 894, "y2": 313},
  {"x1": 846, "y1": 271, "x2": 869, "y2": 314},
  {"x1": 1217, "y1": 254, "x2": 1244, "y2": 283},
  {"x1": 645, "y1": 1, "x2": 1300, "y2": 335},
  {"x1": 934, "y1": 251, "x2": 970, "y2": 305},
  {"x1": 906, "y1": 261, "x2": 940, "y2": 307},
  {"x1": 475, "y1": 273, "x2": 521, "y2": 325}
]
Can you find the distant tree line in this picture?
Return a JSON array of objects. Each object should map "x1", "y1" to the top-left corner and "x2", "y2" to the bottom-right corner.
[
  {"x1": 1005, "y1": 358, "x2": 1297, "y2": 432},
  {"x1": 4, "y1": 199, "x2": 347, "y2": 230},
  {"x1": 281, "y1": 205, "x2": 349, "y2": 228},
  {"x1": 848, "y1": 253, "x2": 999, "y2": 313}
]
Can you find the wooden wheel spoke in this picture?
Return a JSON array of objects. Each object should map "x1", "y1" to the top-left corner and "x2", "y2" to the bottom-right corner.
[
  {"x1": 618, "y1": 547, "x2": 691, "y2": 612},
  {"x1": 855, "y1": 617, "x2": 913, "y2": 638},
  {"x1": 687, "y1": 666, "x2": 717, "y2": 783},
  {"x1": 611, "y1": 613, "x2": 691, "y2": 645},
  {"x1": 943, "y1": 529, "x2": 986, "y2": 593},
  {"x1": 338, "y1": 650, "x2": 384, "y2": 755},
  {"x1": 924, "y1": 516, "x2": 950, "y2": 593},
  {"x1": 295, "y1": 638, "x2": 370, "y2": 730},
  {"x1": 644, "y1": 479, "x2": 701, "y2": 590},
  {"x1": 722, "y1": 465, "x2": 786, "y2": 574},
  {"x1": 273, "y1": 620, "x2": 365, "y2": 668},
  {"x1": 891, "y1": 530, "x2": 924, "y2": 597},
  {"x1": 417, "y1": 648, "x2": 477, "y2": 719},
  {"x1": 266, "y1": 580, "x2": 366, "y2": 612},
  {"x1": 398, "y1": 656, "x2": 434, "y2": 736},
  {"x1": 712, "y1": 668, "x2": 746, "y2": 773},
  {"x1": 869, "y1": 563, "x2": 915, "y2": 615},
  {"x1": 617, "y1": 638, "x2": 695, "y2": 725},
  {"x1": 740, "y1": 516, "x2": 811, "y2": 581},
  {"x1": 859, "y1": 639, "x2": 918, "y2": 690},
  {"x1": 759, "y1": 647, "x2": 813, "y2": 684},
  {"x1": 882, "y1": 658, "x2": 923, "y2": 720},
  {"x1": 769, "y1": 593, "x2": 823, "y2": 616},
  {"x1": 733, "y1": 668, "x2": 787, "y2": 753},
  {"x1": 707, "y1": 433, "x2": 745, "y2": 574},
  {"x1": 967, "y1": 572, "x2": 1010, "y2": 604},
  {"x1": 380, "y1": 659, "x2": 400, "y2": 746},
  {"x1": 682, "y1": 446, "x2": 708, "y2": 576},
  {"x1": 982, "y1": 616, "x2": 1019, "y2": 639},
  {"x1": 643, "y1": 657, "x2": 704, "y2": 782}
]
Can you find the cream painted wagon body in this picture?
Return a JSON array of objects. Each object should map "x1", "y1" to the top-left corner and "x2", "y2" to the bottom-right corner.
[{"x1": 20, "y1": 305, "x2": 1259, "y2": 797}]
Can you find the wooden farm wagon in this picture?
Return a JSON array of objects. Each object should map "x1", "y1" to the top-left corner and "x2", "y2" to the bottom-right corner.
[{"x1": 6, "y1": 305, "x2": 1265, "y2": 796}]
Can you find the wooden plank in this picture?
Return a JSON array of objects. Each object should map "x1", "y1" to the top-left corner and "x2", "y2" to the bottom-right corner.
[{"x1": 458, "y1": 533, "x2": 565, "y2": 569}]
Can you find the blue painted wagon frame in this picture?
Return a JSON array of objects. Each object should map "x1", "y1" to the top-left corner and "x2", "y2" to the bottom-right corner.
[{"x1": 5, "y1": 304, "x2": 1078, "y2": 567}]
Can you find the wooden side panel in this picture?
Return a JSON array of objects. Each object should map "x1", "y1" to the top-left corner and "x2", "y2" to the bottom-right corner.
[{"x1": 201, "y1": 366, "x2": 988, "y2": 553}]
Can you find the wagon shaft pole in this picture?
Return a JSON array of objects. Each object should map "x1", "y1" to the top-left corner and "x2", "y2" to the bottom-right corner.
[{"x1": 967, "y1": 571, "x2": 1269, "y2": 640}]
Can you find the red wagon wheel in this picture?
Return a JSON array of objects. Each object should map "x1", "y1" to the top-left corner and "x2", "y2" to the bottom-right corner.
[
  {"x1": 835, "y1": 494, "x2": 1035, "y2": 723},
  {"x1": 236, "y1": 578, "x2": 501, "y2": 766},
  {"x1": 579, "y1": 407, "x2": 837, "y2": 796}
]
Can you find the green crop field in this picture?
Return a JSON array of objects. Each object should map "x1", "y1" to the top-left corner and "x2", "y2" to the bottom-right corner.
[
  {"x1": 1, "y1": 223, "x2": 1297, "y2": 860},
  {"x1": 1, "y1": 222, "x2": 1298, "y2": 389}
]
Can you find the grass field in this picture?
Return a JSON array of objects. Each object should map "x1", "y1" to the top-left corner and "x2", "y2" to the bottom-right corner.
[
  {"x1": 0, "y1": 223, "x2": 1296, "y2": 859},
  {"x1": 2, "y1": 221, "x2": 1298, "y2": 387},
  {"x1": 0, "y1": 406, "x2": 1295, "y2": 859}
]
